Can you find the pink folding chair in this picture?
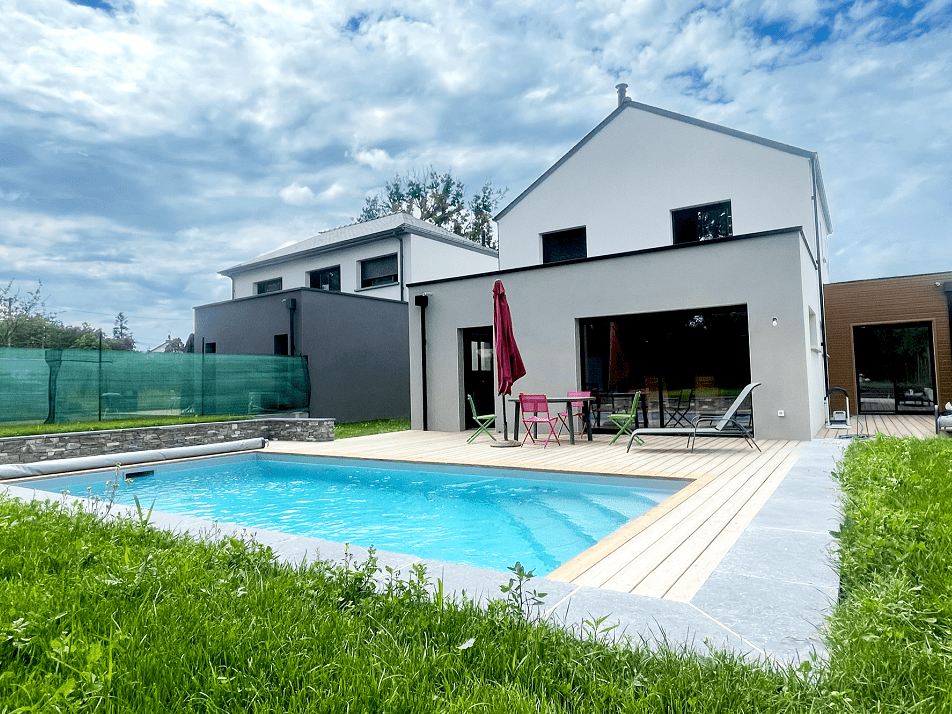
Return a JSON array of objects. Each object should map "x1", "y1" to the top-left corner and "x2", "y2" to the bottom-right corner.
[
  {"x1": 558, "y1": 391, "x2": 591, "y2": 436},
  {"x1": 519, "y1": 393, "x2": 561, "y2": 448}
]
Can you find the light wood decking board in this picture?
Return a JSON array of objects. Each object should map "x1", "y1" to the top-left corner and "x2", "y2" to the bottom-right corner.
[
  {"x1": 568, "y1": 441, "x2": 797, "y2": 593},
  {"x1": 639, "y1": 447, "x2": 802, "y2": 601}
]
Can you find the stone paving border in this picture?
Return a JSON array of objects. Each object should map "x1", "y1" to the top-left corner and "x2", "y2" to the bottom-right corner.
[{"x1": 1, "y1": 439, "x2": 845, "y2": 665}]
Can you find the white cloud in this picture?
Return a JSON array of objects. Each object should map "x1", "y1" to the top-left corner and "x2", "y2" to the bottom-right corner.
[
  {"x1": 279, "y1": 182, "x2": 318, "y2": 205},
  {"x1": 352, "y1": 148, "x2": 394, "y2": 171}
]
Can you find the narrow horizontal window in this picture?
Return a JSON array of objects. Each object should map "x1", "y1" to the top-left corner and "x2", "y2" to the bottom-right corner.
[
  {"x1": 255, "y1": 277, "x2": 283, "y2": 294},
  {"x1": 360, "y1": 254, "x2": 398, "y2": 288},
  {"x1": 672, "y1": 201, "x2": 732, "y2": 245}
]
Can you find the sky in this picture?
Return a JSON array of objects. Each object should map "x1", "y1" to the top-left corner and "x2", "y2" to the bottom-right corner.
[{"x1": 1, "y1": 0, "x2": 950, "y2": 350}]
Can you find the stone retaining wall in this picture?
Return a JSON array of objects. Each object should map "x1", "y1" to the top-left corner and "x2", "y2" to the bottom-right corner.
[{"x1": 0, "y1": 418, "x2": 334, "y2": 466}]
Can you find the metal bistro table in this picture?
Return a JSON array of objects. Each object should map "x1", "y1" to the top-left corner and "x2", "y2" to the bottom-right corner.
[{"x1": 508, "y1": 395, "x2": 596, "y2": 445}]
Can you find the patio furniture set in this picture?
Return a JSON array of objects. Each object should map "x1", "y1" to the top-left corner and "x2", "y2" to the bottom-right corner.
[{"x1": 468, "y1": 383, "x2": 761, "y2": 452}]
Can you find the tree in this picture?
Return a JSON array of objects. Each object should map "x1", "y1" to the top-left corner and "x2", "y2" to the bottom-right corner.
[
  {"x1": 358, "y1": 167, "x2": 506, "y2": 249},
  {"x1": 71, "y1": 330, "x2": 111, "y2": 350},
  {"x1": 164, "y1": 337, "x2": 186, "y2": 353},
  {"x1": 113, "y1": 312, "x2": 132, "y2": 340},
  {"x1": 0, "y1": 281, "x2": 115, "y2": 349},
  {"x1": 1, "y1": 280, "x2": 48, "y2": 348}
]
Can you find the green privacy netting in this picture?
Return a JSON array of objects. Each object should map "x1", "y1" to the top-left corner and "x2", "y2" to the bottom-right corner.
[{"x1": 0, "y1": 348, "x2": 310, "y2": 424}]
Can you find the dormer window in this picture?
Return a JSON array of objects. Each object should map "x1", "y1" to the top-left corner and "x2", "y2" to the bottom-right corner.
[
  {"x1": 542, "y1": 226, "x2": 587, "y2": 264},
  {"x1": 672, "y1": 201, "x2": 732, "y2": 245}
]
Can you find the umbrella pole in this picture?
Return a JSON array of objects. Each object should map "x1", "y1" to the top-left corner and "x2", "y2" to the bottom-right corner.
[
  {"x1": 491, "y1": 393, "x2": 521, "y2": 447},
  {"x1": 501, "y1": 395, "x2": 509, "y2": 441}
]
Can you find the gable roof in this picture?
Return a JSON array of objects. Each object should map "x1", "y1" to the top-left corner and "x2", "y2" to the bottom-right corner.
[
  {"x1": 495, "y1": 100, "x2": 833, "y2": 233},
  {"x1": 220, "y1": 211, "x2": 497, "y2": 277}
]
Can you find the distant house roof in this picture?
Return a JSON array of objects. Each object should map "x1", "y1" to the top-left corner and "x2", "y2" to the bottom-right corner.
[
  {"x1": 495, "y1": 99, "x2": 833, "y2": 234},
  {"x1": 220, "y1": 211, "x2": 497, "y2": 277}
]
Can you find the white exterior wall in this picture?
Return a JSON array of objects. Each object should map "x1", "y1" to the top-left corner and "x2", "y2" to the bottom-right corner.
[
  {"x1": 231, "y1": 236, "x2": 403, "y2": 299},
  {"x1": 229, "y1": 232, "x2": 496, "y2": 302},
  {"x1": 498, "y1": 107, "x2": 822, "y2": 272},
  {"x1": 407, "y1": 235, "x2": 499, "y2": 284},
  {"x1": 409, "y1": 230, "x2": 825, "y2": 441}
]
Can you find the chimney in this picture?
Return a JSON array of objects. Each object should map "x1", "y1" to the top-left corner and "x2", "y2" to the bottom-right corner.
[{"x1": 615, "y1": 83, "x2": 630, "y2": 107}]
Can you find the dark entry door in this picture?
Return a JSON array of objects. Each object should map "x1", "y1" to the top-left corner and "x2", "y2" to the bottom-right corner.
[
  {"x1": 854, "y1": 322, "x2": 936, "y2": 414},
  {"x1": 462, "y1": 327, "x2": 494, "y2": 429}
]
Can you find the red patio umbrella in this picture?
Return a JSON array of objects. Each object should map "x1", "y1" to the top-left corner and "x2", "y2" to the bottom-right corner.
[{"x1": 493, "y1": 280, "x2": 526, "y2": 442}]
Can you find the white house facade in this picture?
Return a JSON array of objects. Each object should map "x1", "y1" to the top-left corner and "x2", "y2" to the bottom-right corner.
[
  {"x1": 407, "y1": 91, "x2": 833, "y2": 442},
  {"x1": 221, "y1": 212, "x2": 499, "y2": 302}
]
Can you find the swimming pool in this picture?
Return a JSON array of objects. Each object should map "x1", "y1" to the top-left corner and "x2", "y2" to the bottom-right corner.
[{"x1": 24, "y1": 454, "x2": 686, "y2": 574}]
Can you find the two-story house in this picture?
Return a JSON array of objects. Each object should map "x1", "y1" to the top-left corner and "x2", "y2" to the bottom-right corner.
[
  {"x1": 193, "y1": 212, "x2": 498, "y2": 423},
  {"x1": 407, "y1": 86, "x2": 833, "y2": 441}
]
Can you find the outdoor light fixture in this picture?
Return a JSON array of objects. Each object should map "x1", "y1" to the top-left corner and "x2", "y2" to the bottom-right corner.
[{"x1": 771, "y1": 317, "x2": 778, "y2": 327}]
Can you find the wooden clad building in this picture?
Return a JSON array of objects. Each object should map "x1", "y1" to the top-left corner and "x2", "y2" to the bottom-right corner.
[{"x1": 825, "y1": 272, "x2": 952, "y2": 415}]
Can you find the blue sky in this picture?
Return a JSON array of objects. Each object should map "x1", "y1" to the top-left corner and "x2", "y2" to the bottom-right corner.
[{"x1": 1, "y1": 0, "x2": 950, "y2": 349}]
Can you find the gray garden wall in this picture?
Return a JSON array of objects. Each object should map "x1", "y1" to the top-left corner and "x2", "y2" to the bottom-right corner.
[{"x1": 0, "y1": 418, "x2": 332, "y2": 466}]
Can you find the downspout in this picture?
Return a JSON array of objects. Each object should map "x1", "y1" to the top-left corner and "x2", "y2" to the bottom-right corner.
[
  {"x1": 284, "y1": 297, "x2": 297, "y2": 356},
  {"x1": 811, "y1": 155, "x2": 830, "y2": 399},
  {"x1": 415, "y1": 294, "x2": 429, "y2": 430},
  {"x1": 397, "y1": 235, "x2": 405, "y2": 302}
]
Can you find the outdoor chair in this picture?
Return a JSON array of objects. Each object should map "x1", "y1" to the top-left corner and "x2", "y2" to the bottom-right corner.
[
  {"x1": 519, "y1": 393, "x2": 561, "y2": 448},
  {"x1": 664, "y1": 388, "x2": 694, "y2": 427},
  {"x1": 467, "y1": 395, "x2": 496, "y2": 444},
  {"x1": 558, "y1": 390, "x2": 590, "y2": 436},
  {"x1": 627, "y1": 382, "x2": 762, "y2": 453},
  {"x1": 609, "y1": 391, "x2": 642, "y2": 445}
]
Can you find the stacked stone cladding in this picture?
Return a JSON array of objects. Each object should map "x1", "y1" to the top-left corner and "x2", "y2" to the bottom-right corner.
[{"x1": 0, "y1": 418, "x2": 333, "y2": 466}]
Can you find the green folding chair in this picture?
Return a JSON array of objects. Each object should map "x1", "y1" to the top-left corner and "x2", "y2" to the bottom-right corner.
[
  {"x1": 609, "y1": 392, "x2": 643, "y2": 445},
  {"x1": 467, "y1": 395, "x2": 497, "y2": 444}
]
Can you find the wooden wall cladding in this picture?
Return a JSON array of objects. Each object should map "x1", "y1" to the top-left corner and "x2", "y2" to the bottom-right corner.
[{"x1": 824, "y1": 272, "x2": 952, "y2": 410}]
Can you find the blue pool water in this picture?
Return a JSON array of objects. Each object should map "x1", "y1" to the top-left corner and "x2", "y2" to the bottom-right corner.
[{"x1": 25, "y1": 454, "x2": 686, "y2": 574}]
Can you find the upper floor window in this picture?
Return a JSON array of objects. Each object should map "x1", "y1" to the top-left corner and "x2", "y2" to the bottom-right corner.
[
  {"x1": 542, "y1": 227, "x2": 587, "y2": 264},
  {"x1": 309, "y1": 265, "x2": 341, "y2": 292},
  {"x1": 672, "y1": 201, "x2": 732, "y2": 245},
  {"x1": 255, "y1": 277, "x2": 283, "y2": 294},
  {"x1": 360, "y1": 253, "x2": 398, "y2": 288}
]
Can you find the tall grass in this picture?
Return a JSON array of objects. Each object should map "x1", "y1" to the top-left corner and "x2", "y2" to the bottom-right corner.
[
  {"x1": 1, "y1": 494, "x2": 818, "y2": 712},
  {"x1": 825, "y1": 435, "x2": 952, "y2": 712}
]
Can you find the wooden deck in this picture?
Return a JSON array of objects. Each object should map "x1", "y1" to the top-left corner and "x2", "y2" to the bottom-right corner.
[
  {"x1": 266, "y1": 430, "x2": 804, "y2": 603},
  {"x1": 814, "y1": 413, "x2": 937, "y2": 439}
]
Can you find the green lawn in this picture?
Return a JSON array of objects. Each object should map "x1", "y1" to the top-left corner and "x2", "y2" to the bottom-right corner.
[
  {"x1": 334, "y1": 417, "x2": 410, "y2": 439},
  {"x1": 0, "y1": 434, "x2": 949, "y2": 712}
]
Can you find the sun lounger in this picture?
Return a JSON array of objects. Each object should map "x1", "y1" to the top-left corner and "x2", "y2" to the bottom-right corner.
[{"x1": 627, "y1": 382, "x2": 761, "y2": 452}]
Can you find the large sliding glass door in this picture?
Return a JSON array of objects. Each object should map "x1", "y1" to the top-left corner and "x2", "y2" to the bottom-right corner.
[
  {"x1": 853, "y1": 322, "x2": 936, "y2": 414},
  {"x1": 579, "y1": 304, "x2": 752, "y2": 429}
]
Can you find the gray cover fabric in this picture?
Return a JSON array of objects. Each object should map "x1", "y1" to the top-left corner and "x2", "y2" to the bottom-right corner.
[{"x1": 0, "y1": 438, "x2": 265, "y2": 480}]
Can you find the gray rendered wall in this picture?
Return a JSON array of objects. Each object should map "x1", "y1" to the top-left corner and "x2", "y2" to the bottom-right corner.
[
  {"x1": 408, "y1": 229, "x2": 824, "y2": 441},
  {"x1": 194, "y1": 288, "x2": 410, "y2": 423}
]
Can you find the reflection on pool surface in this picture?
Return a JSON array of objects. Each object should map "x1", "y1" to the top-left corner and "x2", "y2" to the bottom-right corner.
[{"x1": 26, "y1": 454, "x2": 686, "y2": 574}]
